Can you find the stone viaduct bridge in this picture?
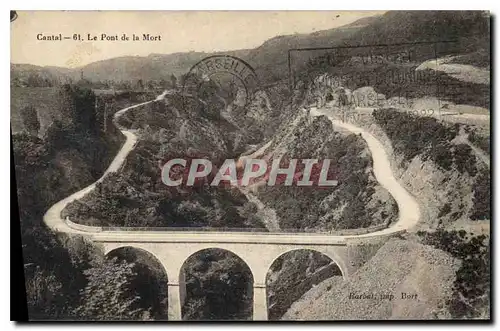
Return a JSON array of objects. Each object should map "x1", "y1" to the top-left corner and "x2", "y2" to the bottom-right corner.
[
  {"x1": 42, "y1": 93, "x2": 419, "y2": 321},
  {"x1": 52, "y1": 218, "x2": 400, "y2": 320},
  {"x1": 100, "y1": 232, "x2": 354, "y2": 321}
]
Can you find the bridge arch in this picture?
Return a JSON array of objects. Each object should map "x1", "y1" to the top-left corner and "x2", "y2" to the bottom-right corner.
[
  {"x1": 264, "y1": 247, "x2": 348, "y2": 280},
  {"x1": 265, "y1": 248, "x2": 344, "y2": 320},
  {"x1": 179, "y1": 247, "x2": 254, "y2": 320},
  {"x1": 105, "y1": 245, "x2": 169, "y2": 320},
  {"x1": 104, "y1": 245, "x2": 165, "y2": 269}
]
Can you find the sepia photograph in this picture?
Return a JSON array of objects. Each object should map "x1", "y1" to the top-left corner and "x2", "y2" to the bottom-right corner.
[{"x1": 10, "y1": 10, "x2": 491, "y2": 321}]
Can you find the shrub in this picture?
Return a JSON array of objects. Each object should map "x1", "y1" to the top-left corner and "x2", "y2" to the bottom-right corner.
[
  {"x1": 468, "y1": 130, "x2": 490, "y2": 155},
  {"x1": 470, "y1": 168, "x2": 490, "y2": 220},
  {"x1": 373, "y1": 109, "x2": 478, "y2": 176},
  {"x1": 419, "y1": 230, "x2": 490, "y2": 318}
]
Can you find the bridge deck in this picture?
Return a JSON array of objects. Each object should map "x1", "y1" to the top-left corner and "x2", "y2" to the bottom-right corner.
[{"x1": 91, "y1": 231, "x2": 348, "y2": 244}]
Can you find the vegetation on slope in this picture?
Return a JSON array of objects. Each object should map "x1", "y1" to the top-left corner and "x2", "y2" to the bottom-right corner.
[
  {"x1": 257, "y1": 115, "x2": 397, "y2": 231},
  {"x1": 63, "y1": 93, "x2": 268, "y2": 229},
  {"x1": 467, "y1": 128, "x2": 490, "y2": 155},
  {"x1": 470, "y1": 168, "x2": 490, "y2": 220},
  {"x1": 372, "y1": 109, "x2": 475, "y2": 173},
  {"x1": 448, "y1": 49, "x2": 490, "y2": 69},
  {"x1": 13, "y1": 84, "x2": 158, "y2": 320},
  {"x1": 373, "y1": 109, "x2": 490, "y2": 224},
  {"x1": 418, "y1": 230, "x2": 490, "y2": 319},
  {"x1": 181, "y1": 249, "x2": 253, "y2": 320}
]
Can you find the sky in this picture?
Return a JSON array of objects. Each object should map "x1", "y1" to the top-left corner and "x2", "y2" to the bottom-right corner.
[{"x1": 11, "y1": 11, "x2": 384, "y2": 68}]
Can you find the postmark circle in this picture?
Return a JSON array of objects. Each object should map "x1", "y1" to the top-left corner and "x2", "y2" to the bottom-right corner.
[{"x1": 181, "y1": 55, "x2": 259, "y2": 112}]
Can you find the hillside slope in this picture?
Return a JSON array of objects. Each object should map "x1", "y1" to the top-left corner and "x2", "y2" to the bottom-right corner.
[
  {"x1": 249, "y1": 112, "x2": 398, "y2": 231},
  {"x1": 283, "y1": 238, "x2": 458, "y2": 320}
]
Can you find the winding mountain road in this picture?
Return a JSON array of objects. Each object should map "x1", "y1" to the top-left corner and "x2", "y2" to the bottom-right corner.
[
  {"x1": 416, "y1": 56, "x2": 490, "y2": 85},
  {"x1": 43, "y1": 93, "x2": 421, "y2": 242},
  {"x1": 310, "y1": 107, "x2": 421, "y2": 237},
  {"x1": 43, "y1": 95, "x2": 164, "y2": 234}
]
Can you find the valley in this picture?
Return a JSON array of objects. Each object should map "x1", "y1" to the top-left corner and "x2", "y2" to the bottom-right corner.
[{"x1": 11, "y1": 10, "x2": 490, "y2": 321}]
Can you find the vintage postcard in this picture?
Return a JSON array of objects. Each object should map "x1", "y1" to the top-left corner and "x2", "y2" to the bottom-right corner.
[{"x1": 10, "y1": 10, "x2": 491, "y2": 321}]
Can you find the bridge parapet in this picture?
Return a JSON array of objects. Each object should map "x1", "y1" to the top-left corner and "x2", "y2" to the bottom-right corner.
[
  {"x1": 92, "y1": 231, "x2": 348, "y2": 245},
  {"x1": 65, "y1": 217, "x2": 103, "y2": 232},
  {"x1": 97, "y1": 225, "x2": 391, "y2": 236}
]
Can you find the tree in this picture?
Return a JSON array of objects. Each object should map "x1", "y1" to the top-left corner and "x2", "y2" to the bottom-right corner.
[
  {"x1": 170, "y1": 74, "x2": 177, "y2": 89},
  {"x1": 26, "y1": 73, "x2": 43, "y2": 87},
  {"x1": 136, "y1": 79, "x2": 144, "y2": 91},
  {"x1": 471, "y1": 168, "x2": 490, "y2": 220},
  {"x1": 119, "y1": 81, "x2": 132, "y2": 91},
  {"x1": 55, "y1": 84, "x2": 97, "y2": 131},
  {"x1": 25, "y1": 266, "x2": 64, "y2": 319},
  {"x1": 146, "y1": 80, "x2": 155, "y2": 91},
  {"x1": 182, "y1": 250, "x2": 253, "y2": 320},
  {"x1": 20, "y1": 105, "x2": 40, "y2": 136},
  {"x1": 73, "y1": 257, "x2": 151, "y2": 321},
  {"x1": 159, "y1": 79, "x2": 168, "y2": 90}
]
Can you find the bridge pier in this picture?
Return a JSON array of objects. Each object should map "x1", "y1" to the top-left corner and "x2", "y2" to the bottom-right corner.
[
  {"x1": 167, "y1": 283, "x2": 182, "y2": 321},
  {"x1": 253, "y1": 284, "x2": 268, "y2": 320}
]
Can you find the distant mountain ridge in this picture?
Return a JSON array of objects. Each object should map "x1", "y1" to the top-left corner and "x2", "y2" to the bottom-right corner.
[
  {"x1": 10, "y1": 14, "x2": 379, "y2": 84},
  {"x1": 11, "y1": 11, "x2": 489, "y2": 85}
]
